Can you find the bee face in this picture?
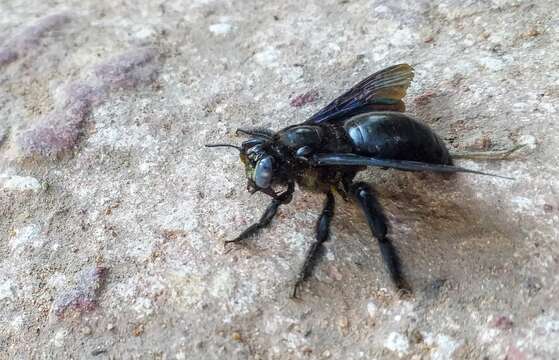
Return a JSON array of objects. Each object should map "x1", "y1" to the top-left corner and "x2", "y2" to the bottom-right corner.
[{"x1": 240, "y1": 140, "x2": 275, "y2": 191}]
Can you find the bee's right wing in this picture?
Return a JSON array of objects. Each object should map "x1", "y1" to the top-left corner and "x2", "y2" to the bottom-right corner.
[
  {"x1": 311, "y1": 153, "x2": 513, "y2": 179},
  {"x1": 304, "y1": 64, "x2": 414, "y2": 125}
]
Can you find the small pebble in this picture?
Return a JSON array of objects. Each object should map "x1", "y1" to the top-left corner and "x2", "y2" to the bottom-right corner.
[
  {"x1": 231, "y1": 331, "x2": 242, "y2": 341},
  {"x1": 91, "y1": 349, "x2": 107, "y2": 356},
  {"x1": 132, "y1": 323, "x2": 144, "y2": 337},
  {"x1": 414, "y1": 91, "x2": 435, "y2": 106},
  {"x1": 325, "y1": 265, "x2": 343, "y2": 281},
  {"x1": 491, "y1": 316, "x2": 514, "y2": 330},
  {"x1": 81, "y1": 326, "x2": 92, "y2": 335},
  {"x1": 53, "y1": 266, "x2": 108, "y2": 319},
  {"x1": 338, "y1": 316, "x2": 349, "y2": 336},
  {"x1": 290, "y1": 90, "x2": 319, "y2": 108},
  {"x1": 409, "y1": 329, "x2": 423, "y2": 344},
  {"x1": 523, "y1": 28, "x2": 540, "y2": 38},
  {"x1": 474, "y1": 135, "x2": 492, "y2": 151}
]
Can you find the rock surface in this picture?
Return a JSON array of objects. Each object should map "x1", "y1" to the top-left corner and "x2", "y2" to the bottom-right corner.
[{"x1": 1, "y1": 0, "x2": 558, "y2": 359}]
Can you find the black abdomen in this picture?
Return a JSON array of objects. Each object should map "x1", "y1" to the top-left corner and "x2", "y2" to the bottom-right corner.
[{"x1": 343, "y1": 112, "x2": 451, "y2": 165}]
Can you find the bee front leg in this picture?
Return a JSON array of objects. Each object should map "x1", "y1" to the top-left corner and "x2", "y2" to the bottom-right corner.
[
  {"x1": 225, "y1": 182, "x2": 294, "y2": 246},
  {"x1": 225, "y1": 199, "x2": 282, "y2": 246},
  {"x1": 292, "y1": 191, "x2": 335, "y2": 298},
  {"x1": 351, "y1": 182, "x2": 411, "y2": 294}
]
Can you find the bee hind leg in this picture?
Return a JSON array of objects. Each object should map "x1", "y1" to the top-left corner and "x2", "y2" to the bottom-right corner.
[
  {"x1": 350, "y1": 182, "x2": 411, "y2": 295},
  {"x1": 292, "y1": 191, "x2": 335, "y2": 298}
]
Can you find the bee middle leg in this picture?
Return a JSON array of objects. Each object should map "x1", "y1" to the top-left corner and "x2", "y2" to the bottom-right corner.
[
  {"x1": 292, "y1": 191, "x2": 335, "y2": 298},
  {"x1": 350, "y1": 182, "x2": 411, "y2": 294}
]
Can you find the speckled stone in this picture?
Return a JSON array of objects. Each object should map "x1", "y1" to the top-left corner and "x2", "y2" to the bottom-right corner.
[{"x1": 1, "y1": 1, "x2": 558, "y2": 359}]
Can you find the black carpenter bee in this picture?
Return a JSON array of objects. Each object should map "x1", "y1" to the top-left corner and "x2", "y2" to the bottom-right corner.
[{"x1": 207, "y1": 64, "x2": 513, "y2": 297}]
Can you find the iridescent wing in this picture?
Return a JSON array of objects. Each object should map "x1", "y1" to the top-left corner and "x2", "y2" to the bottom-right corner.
[{"x1": 304, "y1": 64, "x2": 414, "y2": 124}]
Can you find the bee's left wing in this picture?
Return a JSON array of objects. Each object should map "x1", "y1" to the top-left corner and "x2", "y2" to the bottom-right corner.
[{"x1": 304, "y1": 64, "x2": 414, "y2": 125}]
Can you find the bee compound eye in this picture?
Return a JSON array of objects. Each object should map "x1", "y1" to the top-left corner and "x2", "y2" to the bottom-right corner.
[{"x1": 254, "y1": 156, "x2": 273, "y2": 188}]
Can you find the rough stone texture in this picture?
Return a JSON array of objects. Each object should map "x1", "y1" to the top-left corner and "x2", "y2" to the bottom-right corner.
[{"x1": 0, "y1": 0, "x2": 558, "y2": 359}]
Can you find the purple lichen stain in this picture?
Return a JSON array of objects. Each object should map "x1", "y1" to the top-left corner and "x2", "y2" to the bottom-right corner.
[
  {"x1": 0, "y1": 49, "x2": 17, "y2": 66},
  {"x1": 11, "y1": 13, "x2": 72, "y2": 52},
  {"x1": 17, "y1": 113, "x2": 83, "y2": 157},
  {"x1": 505, "y1": 345, "x2": 526, "y2": 360},
  {"x1": 53, "y1": 266, "x2": 108, "y2": 319},
  {"x1": 16, "y1": 48, "x2": 160, "y2": 157},
  {"x1": 290, "y1": 90, "x2": 319, "y2": 107},
  {"x1": 94, "y1": 47, "x2": 159, "y2": 90},
  {"x1": 62, "y1": 82, "x2": 105, "y2": 118},
  {"x1": 17, "y1": 82, "x2": 105, "y2": 157},
  {"x1": 0, "y1": 12, "x2": 72, "y2": 66}
]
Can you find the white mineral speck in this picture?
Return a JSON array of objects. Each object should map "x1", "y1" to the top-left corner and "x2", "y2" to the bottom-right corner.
[
  {"x1": 10, "y1": 224, "x2": 40, "y2": 253},
  {"x1": 424, "y1": 334, "x2": 462, "y2": 360},
  {"x1": 134, "y1": 26, "x2": 156, "y2": 40},
  {"x1": 374, "y1": 5, "x2": 389, "y2": 13},
  {"x1": 0, "y1": 280, "x2": 16, "y2": 301},
  {"x1": 10, "y1": 314, "x2": 24, "y2": 330},
  {"x1": 1, "y1": 175, "x2": 41, "y2": 191},
  {"x1": 209, "y1": 23, "x2": 232, "y2": 35},
  {"x1": 518, "y1": 134, "x2": 537, "y2": 149},
  {"x1": 367, "y1": 301, "x2": 378, "y2": 317},
  {"x1": 512, "y1": 102, "x2": 528, "y2": 112},
  {"x1": 52, "y1": 329, "x2": 68, "y2": 347},
  {"x1": 47, "y1": 273, "x2": 67, "y2": 290},
  {"x1": 209, "y1": 269, "x2": 236, "y2": 300},
  {"x1": 254, "y1": 47, "x2": 280, "y2": 67},
  {"x1": 478, "y1": 327, "x2": 499, "y2": 344},
  {"x1": 511, "y1": 196, "x2": 534, "y2": 213},
  {"x1": 384, "y1": 332, "x2": 409, "y2": 355},
  {"x1": 479, "y1": 57, "x2": 505, "y2": 71},
  {"x1": 539, "y1": 102, "x2": 556, "y2": 113},
  {"x1": 133, "y1": 297, "x2": 154, "y2": 318}
]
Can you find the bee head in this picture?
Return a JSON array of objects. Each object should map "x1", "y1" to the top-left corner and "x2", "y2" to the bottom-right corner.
[
  {"x1": 206, "y1": 130, "x2": 284, "y2": 196},
  {"x1": 240, "y1": 139, "x2": 275, "y2": 191}
]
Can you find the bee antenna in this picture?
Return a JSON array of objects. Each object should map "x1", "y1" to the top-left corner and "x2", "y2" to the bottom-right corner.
[
  {"x1": 236, "y1": 128, "x2": 273, "y2": 139},
  {"x1": 205, "y1": 143, "x2": 242, "y2": 151}
]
